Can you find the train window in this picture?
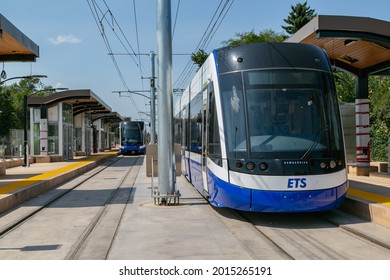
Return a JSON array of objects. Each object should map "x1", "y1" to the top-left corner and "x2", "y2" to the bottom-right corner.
[
  {"x1": 189, "y1": 93, "x2": 202, "y2": 154},
  {"x1": 182, "y1": 106, "x2": 189, "y2": 151},
  {"x1": 322, "y1": 72, "x2": 344, "y2": 152},
  {"x1": 219, "y1": 72, "x2": 247, "y2": 157},
  {"x1": 246, "y1": 88, "x2": 326, "y2": 150},
  {"x1": 208, "y1": 91, "x2": 222, "y2": 164},
  {"x1": 244, "y1": 70, "x2": 330, "y2": 156},
  {"x1": 174, "y1": 112, "x2": 181, "y2": 145},
  {"x1": 219, "y1": 69, "x2": 344, "y2": 161}
]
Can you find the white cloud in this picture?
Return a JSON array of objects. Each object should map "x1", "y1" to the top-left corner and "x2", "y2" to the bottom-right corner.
[
  {"x1": 48, "y1": 34, "x2": 82, "y2": 45},
  {"x1": 54, "y1": 82, "x2": 67, "y2": 89}
]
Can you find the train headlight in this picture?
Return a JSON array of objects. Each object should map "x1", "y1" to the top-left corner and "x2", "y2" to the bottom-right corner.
[
  {"x1": 320, "y1": 162, "x2": 327, "y2": 169},
  {"x1": 259, "y1": 162, "x2": 268, "y2": 171},
  {"x1": 236, "y1": 162, "x2": 243, "y2": 169},
  {"x1": 329, "y1": 160, "x2": 337, "y2": 169},
  {"x1": 246, "y1": 162, "x2": 255, "y2": 171}
]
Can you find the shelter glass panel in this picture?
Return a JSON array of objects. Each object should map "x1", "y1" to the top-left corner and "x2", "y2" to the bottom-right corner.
[
  {"x1": 62, "y1": 102, "x2": 73, "y2": 124},
  {"x1": 48, "y1": 105, "x2": 59, "y2": 122},
  {"x1": 48, "y1": 123, "x2": 59, "y2": 155},
  {"x1": 75, "y1": 128, "x2": 82, "y2": 151},
  {"x1": 33, "y1": 123, "x2": 40, "y2": 155}
]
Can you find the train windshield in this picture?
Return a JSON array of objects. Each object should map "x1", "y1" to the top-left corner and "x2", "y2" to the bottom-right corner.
[
  {"x1": 219, "y1": 69, "x2": 344, "y2": 160},
  {"x1": 121, "y1": 124, "x2": 142, "y2": 146}
]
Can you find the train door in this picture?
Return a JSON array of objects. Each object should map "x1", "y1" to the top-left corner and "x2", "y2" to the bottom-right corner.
[
  {"x1": 181, "y1": 105, "x2": 189, "y2": 178},
  {"x1": 201, "y1": 83, "x2": 212, "y2": 196}
]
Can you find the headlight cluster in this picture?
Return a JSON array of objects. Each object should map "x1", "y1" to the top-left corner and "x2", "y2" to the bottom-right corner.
[
  {"x1": 320, "y1": 160, "x2": 343, "y2": 169},
  {"x1": 234, "y1": 159, "x2": 343, "y2": 173},
  {"x1": 236, "y1": 161, "x2": 269, "y2": 171}
]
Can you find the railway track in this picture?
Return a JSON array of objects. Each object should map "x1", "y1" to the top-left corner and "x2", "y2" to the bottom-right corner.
[
  {"x1": 0, "y1": 155, "x2": 142, "y2": 259},
  {"x1": 214, "y1": 207, "x2": 390, "y2": 259}
]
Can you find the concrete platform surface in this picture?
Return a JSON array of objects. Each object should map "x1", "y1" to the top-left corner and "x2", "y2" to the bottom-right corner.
[{"x1": 0, "y1": 153, "x2": 389, "y2": 231}]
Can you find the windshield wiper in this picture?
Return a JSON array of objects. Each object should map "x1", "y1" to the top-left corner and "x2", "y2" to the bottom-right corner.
[{"x1": 300, "y1": 126, "x2": 329, "y2": 160}]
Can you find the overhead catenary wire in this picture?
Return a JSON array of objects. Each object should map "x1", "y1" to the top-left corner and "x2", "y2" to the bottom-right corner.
[
  {"x1": 87, "y1": 0, "x2": 234, "y2": 120},
  {"x1": 174, "y1": 0, "x2": 235, "y2": 90},
  {"x1": 132, "y1": 0, "x2": 145, "y2": 86},
  {"x1": 172, "y1": 0, "x2": 181, "y2": 40},
  {"x1": 101, "y1": 0, "x2": 148, "y2": 77},
  {"x1": 174, "y1": 0, "x2": 226, "y2": 88},
  {"x1": 87, "y1": 0, "x2": 147, "y2": 120},
  {"x1": 88, "y1": 1, "x2": 127, "y2": 88},
  {"x1": 87, "y1": 0, "x2": 133, "y2": 90}
]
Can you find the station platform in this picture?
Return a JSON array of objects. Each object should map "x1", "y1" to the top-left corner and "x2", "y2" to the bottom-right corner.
[
  {"x1": 0, "y1": 152, "x2": 118, "y2": 214},
  {"x1": 0, "y1": 152, "x2": 389, "y2": 233}
]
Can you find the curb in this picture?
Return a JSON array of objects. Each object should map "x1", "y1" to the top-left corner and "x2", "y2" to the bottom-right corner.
[{"x1": 340, "y1": 196, "x2": 390, "y2": 229}]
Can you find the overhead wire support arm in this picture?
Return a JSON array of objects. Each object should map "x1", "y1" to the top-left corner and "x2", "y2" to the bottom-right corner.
[{"x1": 112, "y1": 90, "x2": 151, "y2": 99}]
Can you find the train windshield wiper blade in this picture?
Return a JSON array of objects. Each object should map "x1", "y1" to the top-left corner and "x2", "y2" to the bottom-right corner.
[{"x1": 300, "y1": 126, "x2": 329, "y2": 160}]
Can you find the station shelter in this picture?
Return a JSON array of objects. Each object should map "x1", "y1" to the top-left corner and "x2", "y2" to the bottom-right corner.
[
  {"x1": 0, "y1": 13, "x2": 39, "y2": 62},
  {"x1": 91, "y1": 112, "x2": 123, "y2": 153},
  {"x1": 286, "y1": 15, "x2": 390, "y2": 175},
  {"x1": 27, "y1": 89, "x2": 122, "y2": 162}
]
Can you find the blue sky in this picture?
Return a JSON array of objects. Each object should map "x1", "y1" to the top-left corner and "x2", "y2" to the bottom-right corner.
[{"x1": 1, "y1": 0, "x2": 389, "y2": 121}]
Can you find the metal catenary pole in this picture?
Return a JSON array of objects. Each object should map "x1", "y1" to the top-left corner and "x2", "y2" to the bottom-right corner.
[
  {"x1": 150, "y1": 51, "x2": 156, "y2": 144},
  {"x1": 157, "y1": 0, "x2": 175, "y2": 197}
]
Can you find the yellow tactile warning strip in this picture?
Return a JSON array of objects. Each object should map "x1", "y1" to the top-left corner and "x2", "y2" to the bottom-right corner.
[
  {"x1": 347, "y1": 188, "x2": 390, "y2": 207},
  {"x1": 0, "y1": 153, "x2": 115, "y2": 195}
]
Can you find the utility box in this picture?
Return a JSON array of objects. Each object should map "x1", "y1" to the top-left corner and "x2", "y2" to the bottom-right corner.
[{"x1": 146, "y1": 144, "x2": 181, "y2": 177}]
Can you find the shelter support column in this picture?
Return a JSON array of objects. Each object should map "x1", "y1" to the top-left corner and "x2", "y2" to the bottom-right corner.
[
  {"x1": 355, "y1": 75, "x2": 370, "y2": 167},
  {"x1": 355, "y1": 99, "x2": 370, "y2": 165}
]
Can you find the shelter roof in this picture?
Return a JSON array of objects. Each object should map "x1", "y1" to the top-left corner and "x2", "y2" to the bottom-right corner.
[
  {"x1": 0, "y1": 14, "x2": 39, "y2": 62},
  {"x1": 285, "y1": 15, "x2": 390, "y2": 76},
  {"x1": 27, "y1": 89, "x2": 112, "y2": 117},
  {"x1": 92, "y1": 112, "x2": 123, "y2": 124}
]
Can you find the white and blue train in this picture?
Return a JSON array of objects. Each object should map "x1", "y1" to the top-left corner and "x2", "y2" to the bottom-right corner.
[
  {"x1": 174, "y1": 42, "x2": 348, "y2": 212},
  {"x1": 119, "y1": 121, "x2": 146, "y2": 155}
]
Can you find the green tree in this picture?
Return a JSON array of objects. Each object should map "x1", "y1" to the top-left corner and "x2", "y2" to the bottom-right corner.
[
  {"x1": 0, "y1": 78, "x2": 46, "y2": 137},
  {"x1": 9, "y1": 78, "x2": 46, "y2": 129},
  {"x1": 191, "y1": 49, "x2": 209, "y2": 70},
  {"x1": 282, "y1": 1, "x2": 317, "y2": 35},
  {"x1": 222, "y1": 29, "x2": 287, "y2": 46},
  {"x1": 0, "y1": 86, "x2": 17, "y2": 138},
  {"x1": 333, "y1": 70, "x2": 356, "y2": 103},
  {"x1": 369, "y1": 76, "x2": 390, "y2": 161}
]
